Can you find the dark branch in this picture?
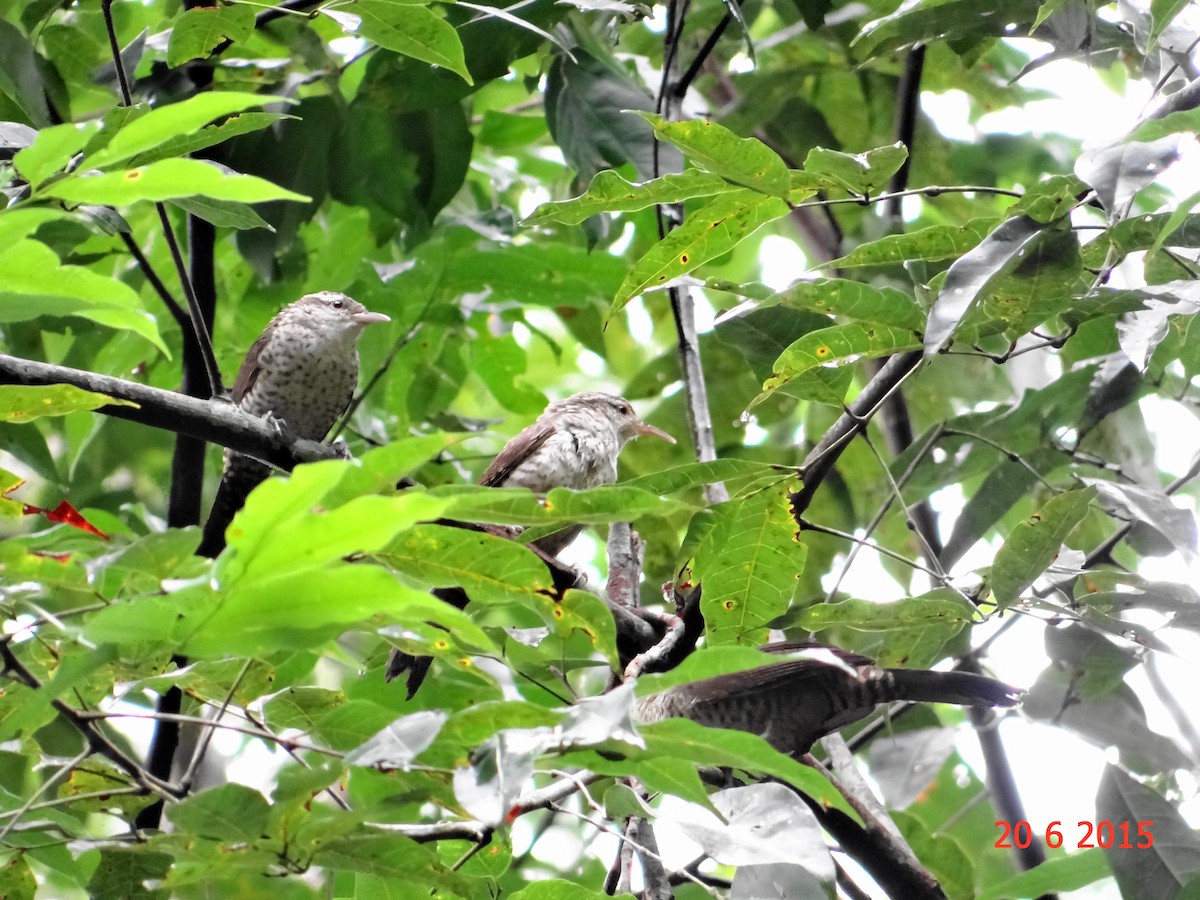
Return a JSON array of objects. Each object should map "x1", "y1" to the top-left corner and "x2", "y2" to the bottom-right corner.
[{"x1": 0, "y1": 352, "x2": 345, "y2": 471}]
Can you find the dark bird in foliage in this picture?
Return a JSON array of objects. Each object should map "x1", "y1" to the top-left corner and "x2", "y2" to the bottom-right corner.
[
  {"x1": 634, "y1": 642, "x2": 1022, "y2": 755},
  {"x1": 197, "y1": 292, "x2": 389, "y2": 558},
  {"x1": 386, "y1": 391, "x2": 675, "y2": 694}
]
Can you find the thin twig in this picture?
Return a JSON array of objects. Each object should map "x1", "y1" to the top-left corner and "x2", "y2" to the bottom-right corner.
[
  {"x1": 0, "y1": 644, "x2": 178, "y2": 799},
  {"x1": 79, "y1": 711, "x2": 342, "y2": 758},
  {"x1": 179, "y1": 658, "x2": 253, "y2": 791},
  {"x1": 824, "y1": 425, "x2": 943, "y2": 604},
  {"x1": 0, "y1": 750, "x2": 89, "y2": 844}
]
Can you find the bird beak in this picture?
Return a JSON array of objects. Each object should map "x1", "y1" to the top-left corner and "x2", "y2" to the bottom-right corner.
[
  {"x1": 354, "y1": 311, "x2": 391, "y2": 326},
  {"x1": 634, "y1": 421, "x2": 675, "y2": 444}
]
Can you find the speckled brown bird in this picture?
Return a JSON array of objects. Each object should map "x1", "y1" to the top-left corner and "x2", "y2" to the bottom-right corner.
[
  {"x1": 385, "y1": 391, "x2": 675, "y2": 694},
  {"x1": 633, "y1": 642, "x2": 1022, "y2": 755},
  {"x1": 197, "y1": 292, "x2": 389, "y2": 558}
]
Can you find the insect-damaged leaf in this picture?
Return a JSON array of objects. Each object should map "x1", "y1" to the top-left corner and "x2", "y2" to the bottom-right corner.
[{"x1": 991, "y1": 487, "x2": 1096, "y2": 606}]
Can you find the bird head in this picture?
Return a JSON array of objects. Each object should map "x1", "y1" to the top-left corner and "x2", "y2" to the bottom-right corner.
[
  {"x1": 549, "y1": 392, "x2": 676, "y2": 446},
  {"x1": 292, "y1": 291, "x2": 391, "y2": 335}
]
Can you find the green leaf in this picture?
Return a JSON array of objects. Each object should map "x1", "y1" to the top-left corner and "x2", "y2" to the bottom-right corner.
[
  {"x1": 167, "y1": 4, "x2": 256, "y2": 66},
  {"x1": 611, "y1": 189, "x2": 790, "y2": 314},
  {"x1": 379, "y1": 524, "x2": 556, "y2": 605},
  {"x1": 977, "y1": 849, "x2": 1111, "y2": 900},
  {"x1": 991, "y1": 486, "x2": 1096, "y2": 606},
  {"x1": 0, "y1": 239, "x2": 165, "y2": 352},
  {"x1": 329, "y1": 1, "x2": 473, "y2": 85},
  {"x1": 770, "y1": 278, "x2": 926, "y2": 330},
  {"x1": 803, "y1": 143, "x2": 908, "y2": 196},
  {"x1": 0, "y1": 856, "x2": 36, "y2": 900},
  {"x1": 180, "y1": 565, "x2": 498, "y2": 658},
  {"x1": 511, "y1": 881, "x2": 634, "y2": 900},
  {"x1": 1149, "y1": 0, "x2": 1191, "y2": 47},
  {"x1": 431, "y1": 483, "x2": 690, "y2": 526},
  {"x1": 263, "y1": 687, "x2": 346, "y2": 733},
  {"x1": 0, "y1": 208, "x2": 63, "y2": 251},
  {"x1": 637, "y1": 113, "x2": 790, "y2": 197},
  {"x1": 84, "y1": 93, "x2": 290, "y2": 171},
  {"x1": 824, "y1": 218, "x2": 999, "y2": 269},
  {"x1": 941, "y1": 447, "x2": 1071, "y2": 570},
  {"x1": 545, "y1": 50, "x2": 673, "y2": 180},
  {"x1": 167, "y1": 784, "x2": 270, "y2": 842},
  {"x1": 798, "y1": 593, "x2": 976, "y2": 632},
  {"x1": 638, "y1": 718, "x2": 853, "y2": 816},
  {"x1": 1074, "y1": 135, "x2": 1182, "y2": 218},
  {"x1": 1080, "y1": 212, "x2": 1200, "y2": 269},
  {"x1": 12, "y1": 120, "x2": 101, "y2": 187},
  {"x1": 698, "y1": 483, "x2": 806, "y2": 645},
  {"x1": 523, "y1": 169, "x2": 738, "y2": 225},
  {"x1": 1097, "y1": 764, "x2": 1200, "y2": 897},
  {"x1": 1005, "y1": 174, "x2": 1088, "y2": 223},
  {"x1": 85, "y1": 849, "x2": 171, "y2": 900},
  {"x1": 315, "y1": 827, "x2": 469, "y2": 889},
  {"x1": 924, "y1": 216, "x2": 1049, "y2": 354},
  {"x1": 0, "y1": 384, "x2": 137, "y2": 423},
  {"x1": 1126, "y1": 107, "x2": 1200, "y2": 145},
  {"x1": 168, "y1": 195, "x2": 272, "y2": 230},
  {"x1": 41, "y1": 158, "x2": 310, "y2": 206},
  {"x1": 621, "y1": 459, "x2": 787, "y2": 495},
  {"x1": 855, "y1": 0, "x2": 1041, "y2": 59},
  {"x1": 126, "y1": 111, "x2": 294, "y2": 168},
  {"x1": 221, "y1": 465, "x2": 451, "y2": 581},
  {"x1": 754, "y1": 322, "x2": 923, "y2": 406},
  {"x1": 541, "y1": 588, "x2": 620, "y2": 669}
]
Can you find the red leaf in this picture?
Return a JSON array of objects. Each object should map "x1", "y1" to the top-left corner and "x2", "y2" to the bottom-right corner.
[{"x1": 21, "y1": 499, "x2": 108, "y2": 540}]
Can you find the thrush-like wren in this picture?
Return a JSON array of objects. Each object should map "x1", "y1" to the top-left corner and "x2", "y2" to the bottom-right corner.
[
  {"x1": 385, "y1": 391, "x2": 675, "y2": 693},
  {"x1": 197, "y1": 291, "x2": 389, "y2": 558}
]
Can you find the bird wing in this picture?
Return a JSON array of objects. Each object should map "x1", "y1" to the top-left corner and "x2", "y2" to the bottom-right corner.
[
  {"x1": 231, "y1": 331, "x2": 269, "y2": 404},
  {"x1": 478, "y1": 422, "x2": 556, "y2": 486},
  {"x1": 759, "y1": 640, "x2": 876, "y2": 669}
]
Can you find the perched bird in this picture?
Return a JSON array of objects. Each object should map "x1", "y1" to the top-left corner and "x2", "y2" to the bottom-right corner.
[
  {"x1": 634, "y1": 642, "x2": 1022, "y2": 755},
  {"x1": 386, "y1": 391, "x2": 675, "y2": 694},
  {"x1": 197, "y1": 292, "x2": 389, "y2": 558}
]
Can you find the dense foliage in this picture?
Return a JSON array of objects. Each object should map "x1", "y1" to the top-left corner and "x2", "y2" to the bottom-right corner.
[{"x1": 2, "y1": 0, "x2": 1200, "y2": 896}]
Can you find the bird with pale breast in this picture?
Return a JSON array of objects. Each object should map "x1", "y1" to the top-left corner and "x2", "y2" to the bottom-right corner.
[
  {"x1": 633, "y1": 641, "x2": 1022, "y2": 755},
  {"x1": 385, "y1": 391, "x2": 675, "y2": 694},
  {"x1": 197, "y1": 291, "x2": 390, "y2": 558}
]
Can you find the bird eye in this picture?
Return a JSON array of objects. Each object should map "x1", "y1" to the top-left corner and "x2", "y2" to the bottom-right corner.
[{"x1": 331, "y1": 297, "x2": 345, "y2": 309}]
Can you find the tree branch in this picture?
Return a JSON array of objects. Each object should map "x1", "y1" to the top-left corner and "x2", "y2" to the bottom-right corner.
[{"x1": 0, "y1": 353, "x2": 347, "y2": 471}]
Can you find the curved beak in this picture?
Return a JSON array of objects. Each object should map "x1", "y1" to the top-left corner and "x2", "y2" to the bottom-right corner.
[
  {"x1": 635, "y1": 421, "x2": 675, "y2": 444},
  {"x1": 354, "y1": 311, "x2": 391, "y2": 326}
]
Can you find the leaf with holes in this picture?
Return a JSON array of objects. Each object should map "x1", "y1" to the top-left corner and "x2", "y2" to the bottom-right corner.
[
  {"x1": 824, "y1": 218, "x2": 999, "y2": 269},
  {"x1": 523, "y1": 169, "x2": 738, "y2": 225},
  {"x1": 638, "y1": 114, "x2": 791, "y2": 197},
  {"x1": 803, "y1": 143, "x2": 908, "y2": 196},
  {"x1": 991, "y1": 487, "x2": 1096, "y2": 607},
  {"x1": 697, "y1": 482, "x2": 806, "y2": 645},
  {"x1": 772, "y1": 278, "x2": 926, "y2": 329},
  {"x1": 610, "y1": 189, "x2": 790, "y2": 314},
  {"x1": 42, "y1": 158, "x2": 309, "y2": 206},
  {"x1": 924, "y1": 215, "x2": 1049, "y2": 354},
  {"x1": 753, "y1": 322, "x2": 923, "y2": 407}
]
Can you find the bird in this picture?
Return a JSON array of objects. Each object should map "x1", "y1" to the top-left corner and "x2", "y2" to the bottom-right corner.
[
  {"x1": 197, "y1": 291, "x2": 390, "y2": 558},
  {"x1": 385, "y1": 391, "x2": 675, "y2": 694},
  {"x1": 633, "y1": 642, "x2": 1022, "y2": 755}
]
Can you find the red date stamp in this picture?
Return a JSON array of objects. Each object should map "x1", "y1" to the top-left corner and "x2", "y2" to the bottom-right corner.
[{"x1": 996, "y1": 820, "x2": 1154, "y2": 849}]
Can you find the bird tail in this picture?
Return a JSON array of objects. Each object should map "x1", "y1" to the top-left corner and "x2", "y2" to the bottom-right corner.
[
  {"x1": 887, "y1": 668, "x2": 1023, "y2": 708},
  {"x1": 384, "y1": 649, "x2": 433, "y2": 699},
  {"x1": 197, "y1": 453, "x2": 271, "y2": 558}
]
